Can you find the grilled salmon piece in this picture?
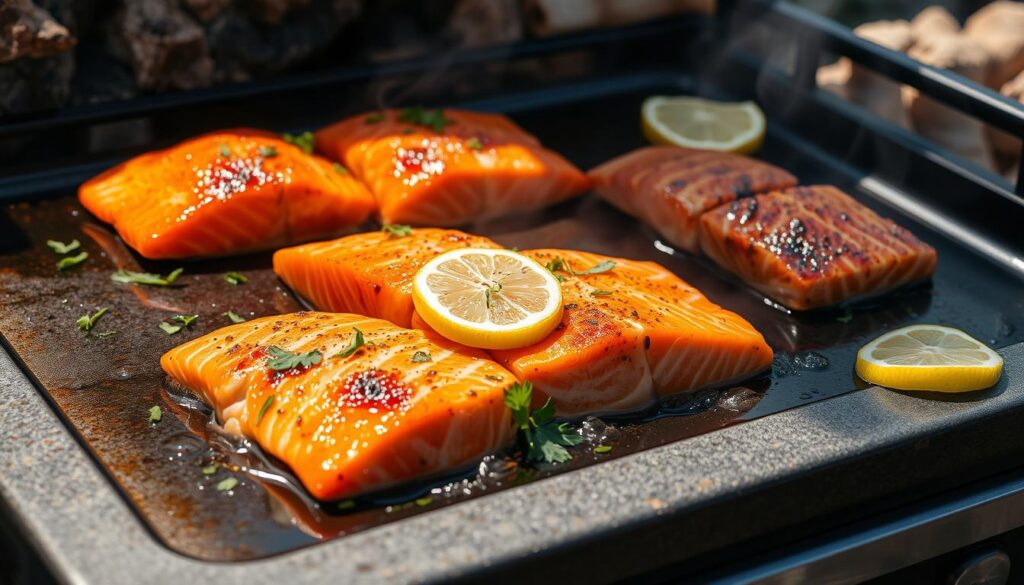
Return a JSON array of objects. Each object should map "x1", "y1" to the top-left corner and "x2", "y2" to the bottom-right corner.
[
  {"x1": 699, "y1": 185, "x2": 938, "y2": 310},
  {"x1": 475, "y1": 250, "x2": 773, "y2": 416},
  {"x1": 589, "y1": 146, "x2": 797, "y2": 253},
  {"x1": 273, "y1": 228, "x2": 502, "y2": 328},
  {"x1": 160, "y1": 312, "x2": 515, "y2": 501},
  {"x1": 314, "y1": 109, "x2": 590, "y2": 226},
  {"x1": 79, "y1": 129, "x2": 376, "y2": 259}
]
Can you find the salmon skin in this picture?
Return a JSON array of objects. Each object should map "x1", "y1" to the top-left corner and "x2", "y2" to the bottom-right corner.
[
  {"x1": 700, "y1": 185, "x2": 938, "y2": 310},
  {"x1": 314, "y1": 109, "x2": 590, "y2": 227},
  {"x1": 273, "y1": 228, "x2": 501, "y2": 328},
  {"x1": 589, "y1": 146, "x2": 797, "y2": 253},
  {"x1": 480, "y1": 250, "x2": 773, "y2": 416},
  {"x1": 79, "y1": 129, "x2": 376, "y2": 259},
  {"x1": 160, "y1": 312, "x2": 514, "y2": 501}
]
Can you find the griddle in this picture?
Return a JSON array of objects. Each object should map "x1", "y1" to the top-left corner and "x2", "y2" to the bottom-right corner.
[{"x1": 2, "y1": 1, "x2": 1024, "y2": 582}]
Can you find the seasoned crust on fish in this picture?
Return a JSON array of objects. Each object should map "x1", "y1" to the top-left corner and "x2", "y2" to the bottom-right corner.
[{"x1": 699, "y1": 185, "x2": 937, "y2": 310}]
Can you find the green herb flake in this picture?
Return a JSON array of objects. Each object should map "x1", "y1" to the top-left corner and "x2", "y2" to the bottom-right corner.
[
  {"x1": 219, "y1": 144, "x2": 231, "y2": 157},
  {"x1": 57, "y1": 251, "x2": 88, "y2": 271},
  {"x1": 411, "y1": 351, "x2": 432, "y2": 363},
  {"x1": 504, "y1": 381, "x2": 581, "y2": 465},
  {"x1": 201, "y1": 464, "x2": 219, "y2": 475},
  {"x1": 574, "y1": 260, "x2": 616, "y2": 275},
  {"x1": 159, "y1": 321, "x2": 183, "y2": 335},
  {"x1": 224, "y1": 271, "x2": 248, "y2": 285},
  {"x1": 266, "y1": 346, "x2": 323, "y2": 371},
  {"x1": 76, "y1": 307, "x2": 108, "y2": 333},
  {"x1": 333, "y1": 328, "x2": 366, "y2": 359},
  {"x1": 466, "y1": 137, "x2": 483, "y2": 150},
  {"x1": 337, "y1": 499, "x2": 356, "y2": 510},
  {"x1": 111, "y1": 267, "x2": 183, "y2": 287},
  {"x1": 216, "y1": 477, "x2": 239, "y2": 492},
  {"x1": 365, "y1": 112, "x2": 385, "y2": 124},
  {"x1": 591, "y1": 289, "x2": 613, "y2": 297},
  {"x1": 546, "y1": 257, "x2": 615, "y2": 278},
  {"x1": 414, "y1": 496, "x2": 433, "y2": 507},
  {"x1": 172, "y1": 314, "x2": 198, "y2": 327},
  {"x1": 282, "y1": 131, "x2": 314, "y2": 154},
  {"x1": 225, "y1": 311, "x2": 246, "y2": 324},
  {"x1": 257, "y1": 394, "x2": 275, "y2": 425},
  {"x1": 332, "y1": 162, "x2": 349, "y2": 175},
  {"x1": 397, "y1": 106, "x2": 453, "y2": 133},
  {"x1": 837, "y1": 308, "x2": 854, "y2": 324},
  {"x1": 258, "y1": 145, "x2": 278, "y2": 158},
  {"x1": 148, "y1": 405, "x2": 162, "y2": 424},
  {"x1": 382, "y1": 224, "x2": 413, "y2": 238},
  {"x1": 594, "y1": 445, "x2": 613, "y2": 454},
  {"x1": 47, "y1": 239, "x2": 80, "y2": 254}
]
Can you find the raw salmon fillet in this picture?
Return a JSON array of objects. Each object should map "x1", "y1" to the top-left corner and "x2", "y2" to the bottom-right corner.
[
  {"x1": 472, "y1": 250, "x2": 771, "y2": 416},
  {"x1": 273, "y1": 228, "x2": 501, "y2": 328},
  {"x1": 160, "y1": 312, "x2": 514, "y2": 501},
  {"x1": 699, "y1": 185, "x2": 938, "y2": 310},
  {"x1": 79, "y1": 129, "x2": 376, "y2": 259},
  {"x1": 589, "y1": 146, "x2": 797, "y2": 253},
  {"x1": 314, "y1": 109, "x2": 590, "y2": 226}
]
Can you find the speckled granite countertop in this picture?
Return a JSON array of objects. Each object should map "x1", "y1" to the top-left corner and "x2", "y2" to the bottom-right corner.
[{"x1": 2, "y1": 341, "x2": 1023, "y2": 583}]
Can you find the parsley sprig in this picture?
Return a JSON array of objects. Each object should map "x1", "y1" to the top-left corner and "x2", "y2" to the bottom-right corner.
[
  {"x1": 397, "y1": 106, "x2": 453, "y2": 133},
  {"x1": 333, "y1": 327, "x2": 366, "y2": 358},
  {"x1": 112, "y1": 267, "x2": 183, "y2": 286},
  {"x1": 159, "y1": 314, "x2": 198, "y2": 335},
  {"x1": 266, "y1": 346, "x2": 322, "y2": 371},
  {"x1": 504, "y1": 382, "x2": 581, "y2": 464}
]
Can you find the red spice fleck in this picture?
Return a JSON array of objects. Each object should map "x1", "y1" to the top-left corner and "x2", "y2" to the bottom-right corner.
[{"x1": 334, "y1": 369, "x2": 411, "y2": 411}]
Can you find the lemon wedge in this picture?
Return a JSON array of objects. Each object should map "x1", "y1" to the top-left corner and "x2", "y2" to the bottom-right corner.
[
  {"x1": 641, "y1": 95, "x2": 766, "y2": 154},
  {"x1": 855, "y1": 325, "x2": 1003, "y2": 392},
  {"x1": 412, "y1": 248, "x2": 563, "y2": 350}
]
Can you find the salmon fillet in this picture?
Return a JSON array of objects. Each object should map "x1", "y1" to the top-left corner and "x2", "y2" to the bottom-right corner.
[
  {"x1": 410, "y1": 250, "x2": 772, "y2": 416},
  {"x1": 273, "y1": 228, "x2": 501, "y2": 328},
  {"x1": 589, "y1": 146, "x2": 797, "y2": 253},
  {"x1": 79, "y1": 129, "x2": 376, "y2": 259},
  {"x1": 314, "y1": 109, "x2": 590, "y2": 226},
  {"x1": 699, "y1": 185, "x2": 938, "y2": 310},
  {"x1": 160, "y1": 312, "x2": 514, "y2": 501}
]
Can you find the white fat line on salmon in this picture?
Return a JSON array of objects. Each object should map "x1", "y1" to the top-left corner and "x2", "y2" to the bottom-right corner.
[{"x1": 860, "y1": 176, "x2": 1024, "y2": 279}]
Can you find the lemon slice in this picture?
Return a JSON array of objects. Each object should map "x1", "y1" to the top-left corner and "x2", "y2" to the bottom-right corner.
[
  {"x1": 412, "y1": 248, "x2": 563, "y2": 350},
  {"x1": 855, "y1": 325, "x2": 1003, "y2": 392},
  {"x1": 641, "y1": 95, "x2": 766, "y2": 154}
]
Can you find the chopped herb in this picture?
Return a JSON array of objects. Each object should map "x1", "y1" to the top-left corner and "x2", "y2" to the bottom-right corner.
[
  {"x1": 414, "y1": 496, "x2": 433, "y2": 507},
  {"x1": 332, "y1": 162, "x2": 349, "y2": 175},
  {"x1": 411, "y1": 351, "x2": 432, "y2": 363},
  {"x1": 485, "y1": 282, "x2": 502, "y2": 309},
  {"x1": 47, "y1": 239, "x2": 80, "y2": 254},
  {"x1": 111, "y1": 267, "x2": 183, "y2": 286},
  {"x1": 266, "y1": 346, "x2": 323, "y2": 371},
  {"x1": 594, "y1": 445, "x2": 613, "y2": 454},
  {"x1": 397, "y1": 106, "x2": 453, "y2": 133},
  {"x1": 574, "y1": 260, "x2": 616, "y2": 275},
  {"x1": 282, "y1": 131, "x2": 314, "y2": 154},
  {"x1": 159, "y1": 322, "x2": 182, "y2": 335},
  {"x1": 333, "y1": 328, "x2": 366, "y2": 359},
  {"x1": 224, "y1": 311, "x2": 246, "y2": 324},
  {"x1": 365, "y1": 112, "x2": 385, "y2": 124},
  {"x1": 337, "y1": 499, "x2": 356, "y2": 510},
  {"x1": 466, "y1": 137, "x2": 483, "y2": 150},
  {"x1": 258, "y1": 145, "x2": 278, "y2": 158},
  {"x1": 201, "y1": 463, "x2": 219, "y2": 475},
  {"x1": 485, "y1": 374, "x2": 504, "y2": 381},
  {"x1": 216, "y1": 477, "x2": 238, "y2": 492},
  {"x1": 381, "y1": 224, "x2": 413, "y2": 238},
  {"x1": 504, "y1": 381, "x2": 581, "y2": 464},
  {"x1": 591, "y1": 289, "x2": 613, "y2": 297},
  {"x1": 219, "y1": 144, "x2": 231, "y2": 157},
  {"x1": 174, "y1": 314, "x2": 198, "y2": 327},
  {"x1": 837, "y1": 308, "x2": 854, "y2": 323},
  {"x1": 148, "y1": 405, "x2": 162, "y2": 424},
  {"x1": 76, "y1": 307, "x2": 108, "y2": 332},
  {"x1": 95, "y1": 331, "x2": 117, "y2": 338},
  {"x1": 257, "y1": 394, "x2": 275, "y2": 425},
  {"x1": 57, "y1": 251, "x2": 88, "y2": 271},
  {"x1": 224, "y1": 271, "x2": 248, "y2": 285}
]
